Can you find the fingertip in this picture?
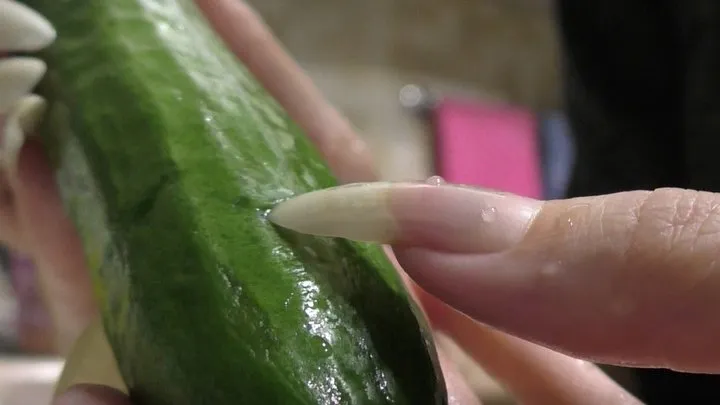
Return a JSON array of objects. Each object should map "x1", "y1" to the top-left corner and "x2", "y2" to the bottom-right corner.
[{"x1": 54, "y1": 385, "x2": 130, "y2": 405}]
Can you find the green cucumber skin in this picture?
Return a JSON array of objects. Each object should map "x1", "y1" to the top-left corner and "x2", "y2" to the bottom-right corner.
[{"x1": 24, "y1": 0, "x2": 446, "y2": 404}]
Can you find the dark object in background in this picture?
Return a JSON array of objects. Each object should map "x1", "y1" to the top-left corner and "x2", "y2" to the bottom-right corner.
[
  {"x1": 537, "y1": 111, "x2": 575, "y2": 200},
  {"x1": 0, "y1": 246, "x2": 10, "y2": 278},
  {"x1": 556, "y1": 0, "x2": 720, "y2": 403}
]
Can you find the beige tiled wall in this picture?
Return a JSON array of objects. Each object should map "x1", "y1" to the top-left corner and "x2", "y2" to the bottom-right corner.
[
  {"x1": 248, "y1": 0, "x2": 563, "y2": 183},
  {"x1": 250, "y1": 0, "x2": 561, "y2": 110},
  {"x1": 304, "y1": 65, "x2": 511, "y2": 181}
]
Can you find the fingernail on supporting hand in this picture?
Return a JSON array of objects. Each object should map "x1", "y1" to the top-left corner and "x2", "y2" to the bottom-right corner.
[
  {"x1": 0, "y1": 58, "x2": 47, "y2": 114},
  {"x1": 0, "y1": 2, "x2": 56, "y2": 172},
  {"x1": 0, "y1": 0, "x2": 57, "y2": 52},
  {"x1": 3, "y1": 94, "x2": 47, "y2": 173}
]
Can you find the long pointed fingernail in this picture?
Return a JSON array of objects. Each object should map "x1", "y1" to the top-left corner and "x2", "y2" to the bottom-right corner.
[
  {"x1": 269, "y1": 182, "x2": 400, "y2": 242},
  {"x1": 0, "y1": 57, "x2": 47, "y2": 113},
  {"x1": 269, "y1": 182, "x2": 542, "y2": 253},
  {"x1": 0, "y1": 0, "x2": 57, "y2": 51},
  {"x1": 2, "y1": 94, "x2": 46, "y2": 174}
]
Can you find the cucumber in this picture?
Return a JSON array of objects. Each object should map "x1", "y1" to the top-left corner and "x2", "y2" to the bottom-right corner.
[{"x1": 22, "y1": 1, "x2": 446, "y2": 404}]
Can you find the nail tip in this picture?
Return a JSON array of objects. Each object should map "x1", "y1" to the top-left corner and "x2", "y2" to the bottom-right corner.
[
  {"x1": 1, "y1": 93, "x2": 48, "y2": 173},
  {"x1": 1, "y1": 0, "x2": 56, "y2": 51},
  {"x1": 0, "y1": 57, "x2": 48, "y2": 90},
  {"x1": 0, "y1": 58, "x2": 47, "y2": 113},
  {"x1": 17, "y1": 94, "x2": 48, "y2": 132},
  {"x1": 267, "y1": 185, "x2": 398, "y2": 243},
  {"x1": 267, "y1": 198, "x2": 310, "y2": 231},
  {"x1": 0, "y1": 56, "x2": 47, "y2": 75}
]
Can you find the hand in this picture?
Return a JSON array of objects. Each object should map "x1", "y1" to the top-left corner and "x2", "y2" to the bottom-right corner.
[
  {"x1": 271, "y1": 180, "x2": 720, "y2": 402},
  {"x1": 2, "y1": 1, "x2": 480, "y2": 405}
]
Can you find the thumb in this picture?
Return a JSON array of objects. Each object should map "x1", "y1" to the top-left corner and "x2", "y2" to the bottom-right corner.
[{"x1": 270, "y1": 183, "x2": 720, "y2": 373}]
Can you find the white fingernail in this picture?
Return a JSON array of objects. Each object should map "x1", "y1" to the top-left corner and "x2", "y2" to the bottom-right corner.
[
  {"x1": 268, "y1": 183, "x2": 399, "y2": 242},
  {"x1": 0, "y1": 0, "x2": 56, "y2": 51},
  {"x1": 0, "y1": 57, "x2": 46, "y2": 114},
  {"x1": 15, "y1": 93, "x2": 46, "y2": 132},
  {"x1": 2, "y1": 94, "x2": 46, "y2": 173}
]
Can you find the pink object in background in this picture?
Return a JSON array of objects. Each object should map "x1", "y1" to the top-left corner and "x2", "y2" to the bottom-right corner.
[{"x1": 433, "y1": 98, "x2": 543, "y2": 198}]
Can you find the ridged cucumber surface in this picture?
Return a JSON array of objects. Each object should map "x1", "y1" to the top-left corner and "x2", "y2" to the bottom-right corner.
[{"x1": 22, "y1": 0, "x2": 446, "y2": 404}]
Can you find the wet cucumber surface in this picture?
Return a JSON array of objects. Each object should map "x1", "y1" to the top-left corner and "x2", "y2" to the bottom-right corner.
[{"x1": 22, "y1": 0, "x2": 446, "y2": 404}]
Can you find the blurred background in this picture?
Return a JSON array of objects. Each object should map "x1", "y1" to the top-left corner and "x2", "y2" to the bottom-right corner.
[{"x1": 0, "y1": 1, "x2": 635, "y2": 404}]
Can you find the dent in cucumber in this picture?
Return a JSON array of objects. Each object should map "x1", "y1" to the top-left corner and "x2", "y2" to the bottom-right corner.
[{"x1": 24, "y1": 0, "x2": 447, "y2": 404}]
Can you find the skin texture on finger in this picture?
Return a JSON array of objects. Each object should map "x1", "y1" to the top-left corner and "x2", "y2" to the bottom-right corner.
[
  {"x1": 55, "y1": 385, "x2": 130, "y2": 405},
  {"x1": 10, "y1": 140, "x2": 96, "y2": 354},
  {"x1": 194, "y1": 0, "x2": 377, "y2": 184},
  {"x1": 357, "y1": 184, "x2": 720, "y2": 372}
]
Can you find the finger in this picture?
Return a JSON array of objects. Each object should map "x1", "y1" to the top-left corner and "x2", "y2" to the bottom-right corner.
[
  {"x1": 392, "y1": 251, "x2": 640, "y2": 405},
  {"x1": 0, "y1": 95, "x2": 48, "y2": 251},
  {"x1": 271, "y1": 183, "x2": 720, "y2": 372},
  {"x1": 0, "y1": 0, "x2": 56, "y2": 52},
  {"x1": 393, "y1": 187, "x2": 720, "y2": 373},
  {"x1": 11, "y1": 140, "x2": 96, "y2": 353},
  {"x1": 55, "y1": 385, "x2": 130, "y2": 405},
  {"x1": 421, "y1": 289, "x2": 642, "y2": 405},
  {"x1": 194, "y1": 0, "x2": 377, "y2": 183}
]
